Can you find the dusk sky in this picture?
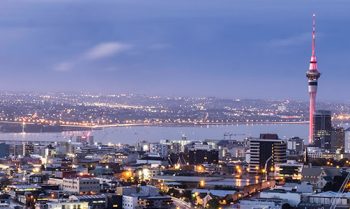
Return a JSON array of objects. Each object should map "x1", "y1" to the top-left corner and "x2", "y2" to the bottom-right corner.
[{"x1": 0, "y1": 0, "x2": 349, "y2": 101}]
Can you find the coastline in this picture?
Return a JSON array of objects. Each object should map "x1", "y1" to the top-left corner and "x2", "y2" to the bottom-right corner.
[{"x1": 0, "y1": 121, "x2": 310, "y2": 133}]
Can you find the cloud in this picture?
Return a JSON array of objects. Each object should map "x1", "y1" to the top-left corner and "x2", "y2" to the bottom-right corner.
[
  {"x1": 266, "y1": 33, "x2": 310, "y2": 48},
  {"x1": 84, "y1": 42, "x2": 131, "y2": 60},
  {"x1": 54, "y1": 41, "x2": 131, "y2": 72},
  {"x1": 54, "y1": 61, "x2": 74, "y2": 72}
]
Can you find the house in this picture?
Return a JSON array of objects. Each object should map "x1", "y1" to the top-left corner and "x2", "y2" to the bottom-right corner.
[
  {"x1": 301, "y1": 167, "x2": 327, "y2": 191},
  {"x1": 301, "y1": 166, "x2": 342, "y2": 191},
  {"x1": 192, "y1": 189, "x2": 237, "y2": 206}
]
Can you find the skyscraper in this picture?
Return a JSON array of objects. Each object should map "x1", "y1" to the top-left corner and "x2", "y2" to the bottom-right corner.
[
  {"x1": 306, "y1": 14, "x2": 321, "y2": 144},
  {"x1": 331, "y1": 127, "x2": 345, "y2": 152},
  {"x1": 344, "y1": 128, "x2": 350, "y2": 154},
  {"x1": 248, "y1": 134, "x2": 287, "y2": 174},
  {"x1": 313, "y1": 110, "x2": 332, "y2": 150}
]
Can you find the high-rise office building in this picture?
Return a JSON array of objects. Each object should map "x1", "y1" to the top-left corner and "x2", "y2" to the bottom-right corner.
[
  {"x1": 248, "y1": 134, "x2": 287, "y2": 174},
  {"x1": 0, "y1": 143, "x2": 10, "y2": 158},
  {"x1": 186, "y1": 142, "x2": 219, "y2": 165},
  {"x1": 331, "y1": 127, "x2": 345, "y2": 152},
  {"x1": 287, "y1": 137, "x2": 304, "y2": 155},
  {"x1": 344, "y1": 128, "x2": 350, "y2": 154},
  {"x1": 313, "y1": 110, "x2": 332, "y2": 150},
  {"x1": 149, "y1": 143, "x2": 169, "y2": 158}
]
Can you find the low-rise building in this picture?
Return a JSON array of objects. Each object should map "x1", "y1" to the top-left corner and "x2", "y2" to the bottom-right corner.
[
  {"x1": 260, "y1": 189, "x2": 301, "y2": 207},
  {"x1": 62, "y1": 177, "x2": 100, "y2": 194},
  {"x1": 122, "y1": 195, "x2": 138, "y2": 209},
  {"x1": 138, "y1": 196, "x2": 172, "y2": 209},
  {"x1": 69, "y1": 194, "x2": 107, "y2": 209},
  {"x1": 136, "y1": 153, "x2": 168, "y2": 166},
  {"x1": 274, "y1": 160, "x2": 303, "y2": 180},
  {"x1": 239, "y1": 198, "x2": 289, "y2": 209},
  {"x1": 186, "y1": 142, "x2": 219, "y2": 165},
  {"x1": 300, "y1": 191, "x2": 350, "y2": 208},
  {"x1": 275, "y1": 182, "x2": 313, "y2": 193},
  {"x1": 35, "y1": 201, "x2": 89, "y2": 209}
]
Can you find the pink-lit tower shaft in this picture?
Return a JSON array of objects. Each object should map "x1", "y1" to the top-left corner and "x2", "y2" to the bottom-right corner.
[{"x1": 306, "y1": 14, "x2": 321, "y2": 144}]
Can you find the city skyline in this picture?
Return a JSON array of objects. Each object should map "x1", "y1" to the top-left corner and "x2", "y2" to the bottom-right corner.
[
  {"x1": 0, "y1": 0, "x2": 349, "y2": 101},
  {"x1": 1, "y1": 2, "x2": 350, "y2": 209}
]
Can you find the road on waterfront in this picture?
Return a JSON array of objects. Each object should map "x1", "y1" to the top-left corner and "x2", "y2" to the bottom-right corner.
[{"x1": 171, "y1": 197, "x2": 192, "y2": 209}]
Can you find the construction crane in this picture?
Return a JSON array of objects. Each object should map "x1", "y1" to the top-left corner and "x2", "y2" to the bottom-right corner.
[
  {"x1": 330, "y1": 171, "x2": 350, "y2": 209},
  {"x1": 223, "y1": 132, "x2": 245, "y2": 140}
]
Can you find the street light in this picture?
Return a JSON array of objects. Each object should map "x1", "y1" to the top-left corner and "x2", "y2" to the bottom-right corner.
[
  {"x1": 199, "y1": 180, "x2": 205, "y2": 188},
  {"x1": 264, "y1": 155, "x2": 273, "y2": 181}
]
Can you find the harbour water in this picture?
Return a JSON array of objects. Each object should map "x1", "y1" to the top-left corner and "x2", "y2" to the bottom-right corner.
[{"x1": 0, "y1": 123, "x2": 309, "y2": 144}]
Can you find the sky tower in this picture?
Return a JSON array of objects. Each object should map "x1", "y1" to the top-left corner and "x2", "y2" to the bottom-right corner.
[{"x1": 306, "y1": 14, "x2": 321, "y2": 144}]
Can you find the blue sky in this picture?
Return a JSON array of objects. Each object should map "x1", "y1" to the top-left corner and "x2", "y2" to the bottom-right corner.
[{"x1": 0, "y1": 0, "x2": 349, "y2": 101}]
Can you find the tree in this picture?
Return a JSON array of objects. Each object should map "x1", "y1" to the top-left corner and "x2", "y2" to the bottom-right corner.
[
  {"x1": 206, "y1": 199, "x2": 220, "y2": 209},
  {"x1": 310, "y1": 158, "x2": 328, "y2": 166},
  {"x1": 282, "y1": 203, "x2": 291, "y2": 209},
  {"x1": 0, "y1": 178, "x2": 11, "y2": 189},
  {"x1": 323, "y1": 175, "x2": 346, "y2": 192},
  {"x1": 167, "y1": 188, "x2": 180, "y2": 197},
  {"x1": 182, "y1": 190, "x2": 192, "y2": 202}
]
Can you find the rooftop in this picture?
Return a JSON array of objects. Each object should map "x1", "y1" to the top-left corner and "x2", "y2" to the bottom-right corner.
[{"x1": 192, "y1": 189, "x2": 236, "y2": 197}]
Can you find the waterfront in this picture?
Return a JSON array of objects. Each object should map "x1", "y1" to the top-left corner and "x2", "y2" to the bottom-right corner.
[{"x1": 0, "y1": 123, "x2": 310, "y2": 144}]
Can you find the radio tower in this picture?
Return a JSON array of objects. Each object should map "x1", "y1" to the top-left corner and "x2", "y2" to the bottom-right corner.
[{"x1": 306, "y1": 14, "x2": 321, "y2": 144}]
